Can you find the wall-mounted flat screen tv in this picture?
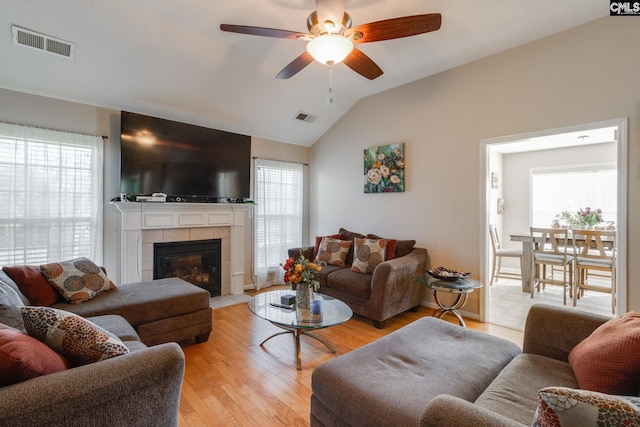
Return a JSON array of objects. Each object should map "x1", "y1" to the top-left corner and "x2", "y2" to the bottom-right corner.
[{"x1": 120, "y1": 111, "x2": 251, "y2": 200}]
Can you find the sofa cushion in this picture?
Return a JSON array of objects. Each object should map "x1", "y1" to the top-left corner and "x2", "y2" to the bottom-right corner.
[
  {"x1": 366, "y1": 234, "x2": 416, "y2": 258},
  {"x1": 88, "y1": 314, "x2": 141, "y2": 343},
  {"x1": 323, "y1": 268, "x2": 372, "y2": 302},
  {"x1": 21, "y1": 306, "x2": 129, "y2": 365},
  {"x1": 40, "y1": 257, "x2": 116, "y2": 304},
  {"x1": 51, "y1": 278, "x2": 210, "y2": 327},
  {"x1": 532, "y1": 387, "x2": 640, "y2": 427},
  {"x1": 2, "y1": 265, "x2": 60, "y2": 306},
  {"x1": 315, "y1": 237, "x2": 352, "y2": 267},
  {"x1": 351, "y1": 238, "x2": 387, "y2": 274},
  {"x1": 338, "y1": 227, "x2": 366, "y2": 265},
  {"x1": 0, "y1": 281, "x2": 26, "y2": 332},
  {"x1": 312, "y1": 316, "x2": 520, "y2": 427},
  {"x1": 475, "y1": 353, "x2": 578, "y2": 426},
  {"x1": 0, "y1": 323, "x2": 69, "y2": 386},
  {"x1": 568, "y1": 310, "x2": 640, "y2": 396}
]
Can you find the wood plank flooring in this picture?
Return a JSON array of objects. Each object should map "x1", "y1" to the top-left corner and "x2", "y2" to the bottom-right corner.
[{"x1": 178, "y1": 289, "x2": 523, "y2": 426}]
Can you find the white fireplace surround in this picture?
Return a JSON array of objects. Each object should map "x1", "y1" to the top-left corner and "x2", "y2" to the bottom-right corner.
[{"x1": 104, "y1": 202, "x2": 250, "y2": 295}]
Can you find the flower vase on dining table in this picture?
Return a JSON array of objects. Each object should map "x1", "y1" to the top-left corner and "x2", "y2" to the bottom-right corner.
[{"x1": 296, "y1": 282, "x2": 314, "y2": 322}]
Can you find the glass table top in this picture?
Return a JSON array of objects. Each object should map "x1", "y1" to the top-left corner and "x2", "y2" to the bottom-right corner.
[
  {"x1": 248, "y1": 289, "x2": 353, "y2": 330},
  {"x1": 417, "y1": 274, "x2": 483, "y2": 292}
]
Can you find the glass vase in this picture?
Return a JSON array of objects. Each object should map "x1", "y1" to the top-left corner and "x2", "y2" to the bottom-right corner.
[{"x1": 295, "y1": 282, "x2": 314, "y2": 322}]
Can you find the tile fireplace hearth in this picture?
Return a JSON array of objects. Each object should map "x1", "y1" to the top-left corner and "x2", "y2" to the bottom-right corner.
[{"x1": 104, "y1": 202, "x2": 250, "y2": 296}]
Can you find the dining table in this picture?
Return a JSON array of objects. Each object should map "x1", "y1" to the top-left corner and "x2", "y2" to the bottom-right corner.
[{"x1": 509, "y1": 230, "x2": 615, "y2": 294}]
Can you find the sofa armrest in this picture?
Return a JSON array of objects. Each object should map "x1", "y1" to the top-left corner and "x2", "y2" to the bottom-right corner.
[
  {"x1": 523, "y1": 303, "x2": 610, "y2": 362},
  {"x1": 368, "y1": 248, "x2": 428, "y2": 321},
  {"x1": 288, "y1": 246, "x2": 314, "y2": 260},
  {"x1": 0, "y1": 343, "x2": 185, "y2": 427},
  {"x1": 421, "y1": 395, "x2": 526, "y2": 427}
]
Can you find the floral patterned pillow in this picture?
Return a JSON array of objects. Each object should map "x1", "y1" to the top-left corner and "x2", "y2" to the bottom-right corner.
[
  {"x1": 40, "y1": 257, "x2": 115, "y2": 304},
  {"x1": 532, "y1": 387, "x2": 640, "y2": 427},
  {"x1": 315, "y1": 237, "x2": 352, "y2": 267},
  {"x1": 351, "y1": 238, "x2": 387, "y2": 274},
  {"x1": 21, "y1": 306, "x2": 129, "y2": 365}
]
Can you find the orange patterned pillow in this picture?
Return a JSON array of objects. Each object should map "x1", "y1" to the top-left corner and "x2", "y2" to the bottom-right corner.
[
  {"x1": 351, "y1": 238, "x2": 387, "y2": 274},
  {"x1": 315, "y1": 237, "x2": 352, "y2": 267},
  {"x1": 21, "y1": 306, "x2": 129, "y2": 365},
  {"x1": 568, "y1": 311, "x2": 640, "y2": 395},
  {"x1": 40, "y1": 257, "x2": 115, "y2": 304},
  {"x1": 533, "y1": 387, "x2": 640, "y2": 427}
]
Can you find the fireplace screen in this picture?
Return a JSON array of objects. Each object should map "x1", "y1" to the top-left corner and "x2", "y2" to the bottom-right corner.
[{"x1": 154, "y1": 239, "x2": 221, "y2": 296}]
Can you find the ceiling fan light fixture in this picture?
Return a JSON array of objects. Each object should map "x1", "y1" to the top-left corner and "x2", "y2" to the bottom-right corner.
[{"x1": 306, "y1": 34, "x2": 353, "y2": 65}]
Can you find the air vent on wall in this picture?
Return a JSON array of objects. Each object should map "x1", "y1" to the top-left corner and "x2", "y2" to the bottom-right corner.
[
  {"x1": 295, "y1": 112, "x2": 317, "y2": 123},
  {"x1": 12, "y1": 25, "x2": 75, "y2": 60}
]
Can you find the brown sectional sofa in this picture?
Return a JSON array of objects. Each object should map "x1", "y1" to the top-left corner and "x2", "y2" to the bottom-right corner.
[
  {"x1": 310, "y1": 304, "x2": 614, "y2": 426},
  {"x1": 290, "y1": 228, "x2": 428, "y2": 328},
  {"x1": 0, "y1": 268, "x2": 213, "y2": 426}
]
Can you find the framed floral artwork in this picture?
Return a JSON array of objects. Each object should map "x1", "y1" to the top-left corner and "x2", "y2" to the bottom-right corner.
[{"x1": 364, "y1": 143, "x2": 404, "y2": 193}]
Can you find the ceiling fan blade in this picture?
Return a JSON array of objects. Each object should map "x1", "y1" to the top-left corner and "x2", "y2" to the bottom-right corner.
[
  {"x1": 276, "y1": 51, "x2": 314, "y2": 79},
  {"x1": 343, "y1": 48, "x2": 383, "y2": 80},
  {"x1": 220, "y1": 24, "x2": 306, "y2": 40},
  {"x1": 350, "y1": 13, "x2": 442, "y2": 43},
  {"x1": 316, "y1": 0, "x2": 346, "y2": 29}
]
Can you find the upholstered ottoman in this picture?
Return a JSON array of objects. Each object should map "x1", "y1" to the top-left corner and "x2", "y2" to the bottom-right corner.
[{"x1": 310, "y1": 316, "x2": 521, "y2": 427}]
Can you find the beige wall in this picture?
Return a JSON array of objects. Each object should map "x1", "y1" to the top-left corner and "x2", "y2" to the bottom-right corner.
[
  {"x1": 310, "y1": 17, "x2": 640, "y2": 315},
  {"x1": 0, "y1": 89, "x2": 311, "y2": 286}
]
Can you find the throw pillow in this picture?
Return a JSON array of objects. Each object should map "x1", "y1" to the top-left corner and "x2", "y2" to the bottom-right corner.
[
  {"x1": 0, "y1": 323, "x2": 69, "y2": 386},
  {"x1": 313, "y1": 233, "x2": 343, "y2": 259},
  {"x1": 351, "y1": 238, "x2": 387, "y2": 274},
  {"x1": 2, "y1": 265, "x2": 60, "y2": 306},
  {"x1": 365, "y1": 234, "x2": 398, "y2": 260},
  {"x1": 315, "y1": 237, "x2": 352, "y2": 267},
  {"x1": 40, "y1": 257, "x2": 116, "y2": 304},
  {"x1": 21, "y1": 306, "x2": 129, "y2": 365},
  {"x1": 532, "y1": 386, "x2": 640, "y2": 427},
  {"x1": 568, "y1": 311, "x2": 640, "y2": 395},
  {"x1": 0, "y1": 283, "x2": 27, "y2": 332},
  {"x1": 366, "y1": 234, "x2": 416, "y2": 259}
]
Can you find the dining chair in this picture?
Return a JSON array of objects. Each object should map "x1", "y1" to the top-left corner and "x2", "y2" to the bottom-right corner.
[
  {"x1": 529, "y1": 227, "x2": 573, "y2": 305},
  {"x1": 571, "y1": 229, "x2": 616, "y2": 314},
  {"x1": 489, "y1": 224, "x2": 523, "y2": 286}
]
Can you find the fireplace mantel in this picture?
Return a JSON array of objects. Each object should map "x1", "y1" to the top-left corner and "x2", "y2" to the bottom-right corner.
[{"x1": 104, "y1": 202, "x2": 250, "y2": 295}]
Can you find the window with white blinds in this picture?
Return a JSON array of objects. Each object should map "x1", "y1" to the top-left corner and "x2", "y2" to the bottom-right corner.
[
  {"x1": 254, "y1": 159, "x2": 303, "y2": 283},
  {"x1": 0, "y1": 122, "x2": 104, "y2": 266},
  {"x1": 531, "y1": 165, "x2": 617, "y2": 227}
]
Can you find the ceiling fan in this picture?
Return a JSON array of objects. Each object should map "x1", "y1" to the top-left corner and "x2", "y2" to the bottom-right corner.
[{"x1": 220, "y1": 0, "x2": 441, "y2": 80}]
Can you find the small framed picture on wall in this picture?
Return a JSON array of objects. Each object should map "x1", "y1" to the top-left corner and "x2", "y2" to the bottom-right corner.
[
  {"x1": 497, "y1": 198, "x2": 505, "y2": 214},
  {"x1": 491, "y1": 172, "x2": 499, "y2": 189}
]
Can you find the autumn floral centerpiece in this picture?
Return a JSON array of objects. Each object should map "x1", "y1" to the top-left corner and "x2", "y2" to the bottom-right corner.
[
  {"x1": 555, "y1": 207, "x2": 604, "y2": 229},
  {"x1": 282, "y1": 252, "x2": 323, "y2": 291}
]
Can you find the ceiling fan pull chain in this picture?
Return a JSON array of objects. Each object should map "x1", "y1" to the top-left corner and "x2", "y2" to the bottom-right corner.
[{"x1": 328, "y1": 60, "x2": 334, "y2": 104}]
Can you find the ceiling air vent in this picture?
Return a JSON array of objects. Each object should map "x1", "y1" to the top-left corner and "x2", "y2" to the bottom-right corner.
[
  {"x1": 295, "y1": 112, "x2": 317, "y2": 123},
  {"x1": 12, "y1": 25, "x2": 75, "y2": 60}
]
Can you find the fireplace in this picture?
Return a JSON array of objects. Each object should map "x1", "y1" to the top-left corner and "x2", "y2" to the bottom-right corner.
[{"x1": 154, "y1": 239, "x2": 221, "y2": 296}]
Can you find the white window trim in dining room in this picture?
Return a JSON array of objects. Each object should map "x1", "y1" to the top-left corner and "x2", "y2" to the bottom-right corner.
[{"x1": 0, "y1": 122, "x2": 104, "y2": 266}]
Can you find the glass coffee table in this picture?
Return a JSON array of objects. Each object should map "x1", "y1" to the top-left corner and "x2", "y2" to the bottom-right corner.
[
  {"x1": 417, "y1": 274, "x2": 483, "y2": 327},
  {"x1": 248, "y1": 289, "x2": 352, "y2": 369}
]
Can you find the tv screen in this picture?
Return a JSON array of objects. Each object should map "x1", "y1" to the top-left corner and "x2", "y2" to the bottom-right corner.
[{"x1": 120, "y1": 112, "x2": 251, "y2": 200}]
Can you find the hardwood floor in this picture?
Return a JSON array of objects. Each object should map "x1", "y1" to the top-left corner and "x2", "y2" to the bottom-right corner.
[{"x1": 178, "y1": 289, "x2": 523, "y2": 426}]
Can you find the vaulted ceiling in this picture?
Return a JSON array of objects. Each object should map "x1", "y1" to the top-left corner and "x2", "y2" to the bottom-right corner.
[{"x1": 1, "y1": 1, "x2": 606, "y2": 146}]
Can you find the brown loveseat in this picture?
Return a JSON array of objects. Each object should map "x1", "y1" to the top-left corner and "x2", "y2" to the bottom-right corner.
[
  {"x1": 310, "y1": 304, "x2": 617, "y2": 426},
  {"x1": 289, "y1": 228, "x2": 428, "y2": 328}
]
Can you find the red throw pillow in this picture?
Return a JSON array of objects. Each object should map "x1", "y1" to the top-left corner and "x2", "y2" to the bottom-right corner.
[
  {"x1": 2, "y1": 265, "x2": 60, "y2": 306},
  {"x1": 0, "y1": 324, "x2": 69, "y2": 386},
  {"x1": 568, "y1": 311, "x2": 640, "y2": 395}
]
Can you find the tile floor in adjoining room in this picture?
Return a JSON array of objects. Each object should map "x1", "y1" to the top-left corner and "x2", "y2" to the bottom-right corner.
[{"x1": 489, "y1": 277, "x2": 614, "y2": 331}]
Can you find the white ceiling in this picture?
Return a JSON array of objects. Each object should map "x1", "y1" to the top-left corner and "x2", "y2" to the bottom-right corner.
[{"x1": 0, "y1": 1, "x2": 607, "y2": 147}]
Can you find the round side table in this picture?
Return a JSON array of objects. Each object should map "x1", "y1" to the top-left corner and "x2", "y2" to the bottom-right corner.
[{"x1": 417, "y1": 274, "x2": 483, "y2": 327}]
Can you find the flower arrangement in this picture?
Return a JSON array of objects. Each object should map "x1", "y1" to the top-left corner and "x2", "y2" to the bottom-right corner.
[
  {"x1": 555, "y1": 207, "x2": 604, "y2": 229},
  {"x1": 282, "y1": 252, "x2": 323, "y2": 291}
]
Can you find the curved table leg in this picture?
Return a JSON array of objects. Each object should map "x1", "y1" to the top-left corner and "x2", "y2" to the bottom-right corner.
[
  {"x1": 431, "y1": 290, "x2": 469, "y2": 327},
  {"x1": 259, "y1": 324, "x2": 337, "y2": 370}
]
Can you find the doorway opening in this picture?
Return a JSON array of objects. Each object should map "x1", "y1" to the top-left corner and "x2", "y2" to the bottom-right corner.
[{"x1": 479, "y1": 118, "x2": 627, "y2": 330}]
